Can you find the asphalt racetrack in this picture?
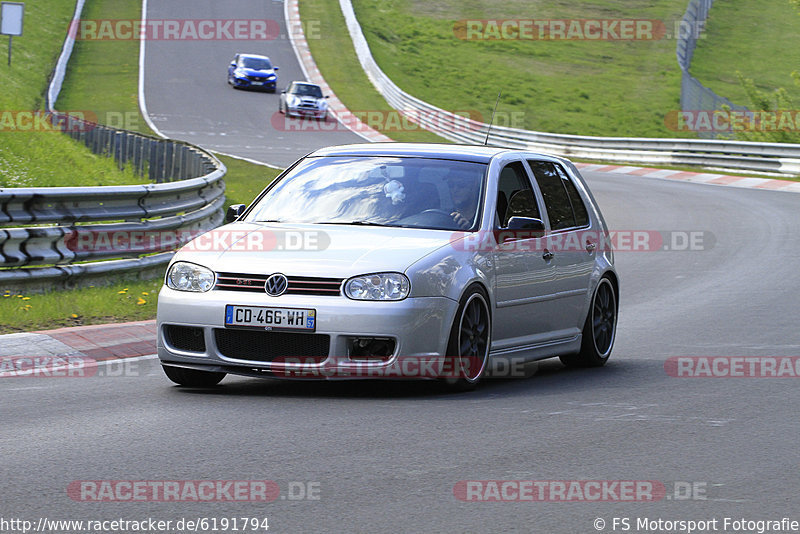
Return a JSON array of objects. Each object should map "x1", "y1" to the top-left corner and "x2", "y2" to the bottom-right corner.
[{"x1": 141, "y1": 0, "x2": 364, "y2": 167}]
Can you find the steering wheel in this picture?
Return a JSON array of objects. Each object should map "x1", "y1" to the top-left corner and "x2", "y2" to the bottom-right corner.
[{"x1": 419, "y1": 209, "x2": 453, "y2": 217}]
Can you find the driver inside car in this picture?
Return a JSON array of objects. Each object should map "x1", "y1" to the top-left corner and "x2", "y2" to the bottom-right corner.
[{"x1": 446, "y1": 169, "x2": 482, "y2": 230}]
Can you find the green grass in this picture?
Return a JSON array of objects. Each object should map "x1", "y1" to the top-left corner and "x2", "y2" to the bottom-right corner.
[
  {"x1": 0, "y1": 0, "x2": 147, "y2": 187},
  {"x1": 217, "y1": 155, "x2": 282, "y2": 208},
  {"x1": 690, "y1": 0, "x2": 800, "y2": 107},
  {"x1": 57, "y1": 0, "x2": 154, "y2": 136},
  {"x1": 300, "y1": 0, "x2": 447, "y2": 142},
  {"x1": 336, "y1": 0, "x2": 693, "y2": 138},
  {"x1": 0, "y1": 280, "x2": 163, "y2": 334}
]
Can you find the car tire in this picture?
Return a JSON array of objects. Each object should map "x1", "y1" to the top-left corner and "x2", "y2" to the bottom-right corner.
[
  {"x1": 162, "y1": 365, "x2": 226, "y2": 387},
  {"x1": 560, "y1": 276, "x2": 617, "y2": 368},
  {"x1": 440, "y1": 284, "x2": 491, "y2": 392}
]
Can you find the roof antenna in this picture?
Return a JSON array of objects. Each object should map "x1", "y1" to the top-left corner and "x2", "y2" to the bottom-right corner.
[{"x1": 484, "y1": 91, "x2": 502, "y2": 146}]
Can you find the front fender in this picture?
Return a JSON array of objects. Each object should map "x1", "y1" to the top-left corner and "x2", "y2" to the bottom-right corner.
[{"x1": 405, "y1": 241, "x2": 494, "y2": 307}]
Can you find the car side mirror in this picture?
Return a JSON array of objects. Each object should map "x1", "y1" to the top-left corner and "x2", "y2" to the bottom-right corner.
[
  {"x1": 274, "y1": 66, "x2": 279, "y2": 71},
  {"x1": 497, "y1": 217, "x2": 545, "y2": 242},
  {"x1": 281, "y1": 90, "x2": 286, "y2": 94},
  {"x1": 230, "y1": 62, "x2": 236, "y2": 67},
  {"x1": 506, "y1": 216, "x2": 545, "y2": 232},
  {"x1": 325, "y1": 95, "x2": 330, "y2": 98},
  {"x1": 496, "y1": 217, "x2": 545, "y2": 244},
  {"x1": 225, "y1": 204, "x2": 247, "y2": 223}
]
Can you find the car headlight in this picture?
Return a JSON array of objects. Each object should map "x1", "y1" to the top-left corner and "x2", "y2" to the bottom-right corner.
[
  {"x1": 166, "y1": 262, "x2": 215, "y2": 292},
  {"x1": 344, "y1": 273, "x2": 410, "y2": 301},
  {"x1": 234, "y1": 68, "x2": 247, "y2": 77}
]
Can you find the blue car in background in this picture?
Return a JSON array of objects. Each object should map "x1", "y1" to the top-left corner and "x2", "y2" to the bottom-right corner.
[{"x1": 227, "y1": 53, "x2": 279, "y2": 92}]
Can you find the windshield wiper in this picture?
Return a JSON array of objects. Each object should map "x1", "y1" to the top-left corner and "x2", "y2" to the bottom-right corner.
[{"x1": 318, "y1": 220, "x2": 397, "y2": 227}]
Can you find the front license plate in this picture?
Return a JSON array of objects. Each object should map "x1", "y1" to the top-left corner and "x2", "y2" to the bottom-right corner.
[
  {"x1": 251, "y1": 81, "x2": 264, "y2": 85},
  {"x1": 225, "y1": 305, "x2": 316, "y2": 331}
]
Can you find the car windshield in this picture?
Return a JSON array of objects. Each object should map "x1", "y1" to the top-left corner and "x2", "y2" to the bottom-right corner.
[
  {"x1": 291, "y1": 84, "x2": 323, "y2": 98},
  {"x1": 240, "y1": 57, "x2": 272, "y2": 70},
  {"x1": 246, "y1": 156, "x2": 487, "y2": 231}
]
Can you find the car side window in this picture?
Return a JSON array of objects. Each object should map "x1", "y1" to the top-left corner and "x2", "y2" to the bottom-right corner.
[
  {"x1": 496, "y1": 161, "x2": 540, "y2": 228},
  {"x1": 554, "y1": 164, "x2": 590, "y2": 227},
  {"x1": 527, "y1": 160, "x2": 579, "y2": 231}
]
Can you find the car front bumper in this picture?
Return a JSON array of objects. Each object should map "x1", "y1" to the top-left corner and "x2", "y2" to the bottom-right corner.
[
  {"x1": 157, "y1": 287, "x2": 458, "y2": 380},
  {"x1": 232, "y1": 77, "x2": 276, "y2": 90},
  {"x1": 286, "y1": 107, "x2": 326, "y2": 119}
]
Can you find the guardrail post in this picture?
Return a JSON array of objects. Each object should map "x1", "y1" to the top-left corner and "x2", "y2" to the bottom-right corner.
[
  {"x1": 113, "y1": 131, "x2": 123, "y2": 170},
  {"x1": 163, "y1": 143, "x2": 174, "y2": 183}
]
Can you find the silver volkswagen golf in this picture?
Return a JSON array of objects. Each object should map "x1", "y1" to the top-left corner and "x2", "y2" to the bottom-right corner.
[{"x1": 157, "y1": 143, "x2": 618, "y2": 390}]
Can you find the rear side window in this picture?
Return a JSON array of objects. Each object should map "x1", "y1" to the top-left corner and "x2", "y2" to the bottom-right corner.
[
  {"x1": 527, "y1": 161, "x2": 589, "y2": 230},
  {"x1": 555, "y1": 164, "x2": 589, "y2": 227}
]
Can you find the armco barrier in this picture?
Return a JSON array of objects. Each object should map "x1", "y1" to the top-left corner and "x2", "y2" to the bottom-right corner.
[
  {"x1": 0, "y1": 135, "x2": 226, "y2": 290},
  {"x1": 0, "y1": 0, "x2": 226, "y2": 291},
  {"x1": 338, "y1": 0, "x2": 800, "y2": 176}
]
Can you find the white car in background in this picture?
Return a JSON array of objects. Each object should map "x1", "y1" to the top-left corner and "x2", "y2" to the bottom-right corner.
[{"x1": 278, "y1": 81, "x2": 329, "y2": 120}]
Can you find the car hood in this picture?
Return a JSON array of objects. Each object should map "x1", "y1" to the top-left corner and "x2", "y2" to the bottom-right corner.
[
  {"x1": 175, "y1": 222, "x2": 460, "y2": 278},
  {"x1": 288, "y1": 95, "x2": 324, "y2": 106}
]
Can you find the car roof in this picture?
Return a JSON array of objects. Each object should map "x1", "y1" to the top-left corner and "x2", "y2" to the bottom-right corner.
[
  {"x1": 238, "y1": 54, "x2": 271, "y2": 60},
  {"x1": 308, "y1": 143, "x2": 524, "y2": 164}
]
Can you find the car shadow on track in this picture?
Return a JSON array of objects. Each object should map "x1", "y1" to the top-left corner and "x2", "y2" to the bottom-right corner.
[{"x1": 166, "y1": 358, "x2": 663, "y2": 400}]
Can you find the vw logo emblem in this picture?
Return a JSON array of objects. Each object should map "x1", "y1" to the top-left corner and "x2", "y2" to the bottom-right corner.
[{"x1": 264, "y1": 273, "x2": 288, "y2": 296}]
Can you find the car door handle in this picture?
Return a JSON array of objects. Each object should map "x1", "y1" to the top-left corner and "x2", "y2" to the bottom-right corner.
[
  {"x1": 542, "y1": 249, "x2": 554, "y2": 261},
  {"x1": 586, "y1": 241, "x2": 596, "y2": 253}
]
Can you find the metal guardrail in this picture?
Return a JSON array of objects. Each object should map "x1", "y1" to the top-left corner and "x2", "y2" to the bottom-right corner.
[
  {"x1": 1, "y1": 0, "x2": 227, "y2": 290},
  {"x1": 338, "y1": 0, "x2": 800, "y2": 176},
  {"x1": 0, "y1": 117, "x2": 226, "y2": 289}
]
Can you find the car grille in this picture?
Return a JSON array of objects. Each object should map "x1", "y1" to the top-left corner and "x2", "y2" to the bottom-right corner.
[
  {"x1": 215, "y1": 272, "x2": 342, "y2": 296},
  {"x1": 163, "y1": 325, "x2": 206, "y2": 352},
  {"x1": 248, "y1": 76, "x2": 267, "y2": 82},
  {"x1": 214, "y1": 329, "x2": 329, "y2": 362}
]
